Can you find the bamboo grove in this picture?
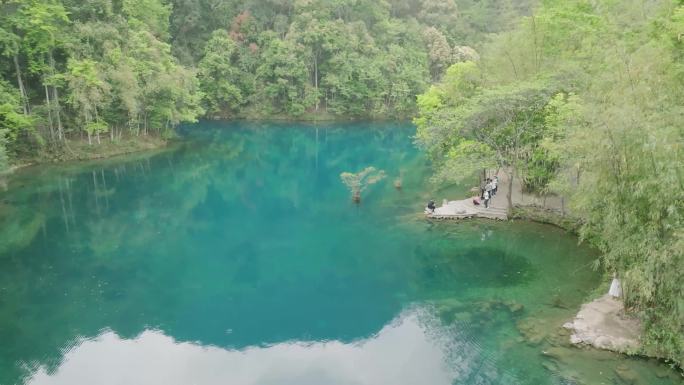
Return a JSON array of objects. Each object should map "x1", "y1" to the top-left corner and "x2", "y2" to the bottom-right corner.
[{"x1": 415, "y1": 0, "x2": 684, "y2": 365}]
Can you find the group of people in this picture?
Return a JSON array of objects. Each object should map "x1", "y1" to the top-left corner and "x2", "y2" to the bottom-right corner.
[
  {"x1": 424, "y1": 175, "x2": 500, "y2": 215},
  {"x1": 475, "y1": 176, "x2": 498, "y2": 208}
]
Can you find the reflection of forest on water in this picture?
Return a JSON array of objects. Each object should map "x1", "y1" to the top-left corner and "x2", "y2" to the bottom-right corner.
[
  {"x1": 0, "y1": 122, "x2": 433, "y2": 381},
  {"x1": 0, "y1": 122, "x2": 620, "y2": 385}
]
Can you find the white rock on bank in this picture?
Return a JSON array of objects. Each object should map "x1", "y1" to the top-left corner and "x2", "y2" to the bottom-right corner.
[{"x1": 564, "y1": 294, "x2": 641, "y2": 353}]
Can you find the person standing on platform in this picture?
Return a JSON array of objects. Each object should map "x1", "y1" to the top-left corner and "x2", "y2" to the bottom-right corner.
[{"x1": 485, "y1": 179, "x2": 493, "y2": 200}]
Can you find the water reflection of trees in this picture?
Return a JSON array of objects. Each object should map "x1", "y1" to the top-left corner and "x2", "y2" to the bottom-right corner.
[
  {"x1": 0, "y1": 122, "x2": 602, "y2": 384},
  {"x1": 0, "y1": 122, "x2": 428, "y2": 382}
]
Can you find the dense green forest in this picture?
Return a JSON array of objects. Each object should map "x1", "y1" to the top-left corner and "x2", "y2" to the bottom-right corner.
[
  {"x1": 415, "y1": 0, "x2": 683, "y2": 366},
  {"x1": 0, "y1": 0, "x2": 534, "y2": 169}
]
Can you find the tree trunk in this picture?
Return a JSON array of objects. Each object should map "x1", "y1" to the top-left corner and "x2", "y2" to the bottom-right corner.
[
  {"x1": 561, "y1": 196, "x2": 565, "y2": 216},
  {"x1": 314, "y1": 53, "x2": 319, "y2": 112},
  {"x1": 48, "y1": 50, "x2": 64, "y2": 141},
  {"x1": 506, "y1": 170, "x2": 514, "y2": 215},
  {"x1": 13, "y1": 54, "x2": 28, "y2": 115},
  {"x1": 53, "y1": 85, "x2": 64, "y2": 141},
  {"x1": 352, "y1": 190, "x2": 361, "y2": 203},
  {"x1": 44, "y1": 84, "x2": 55, "y2": 141}
]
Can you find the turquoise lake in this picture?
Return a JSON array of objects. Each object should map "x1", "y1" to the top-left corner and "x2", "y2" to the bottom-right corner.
[{"x1": 0, "y1": 122, "x2": 681, "y2": 385}]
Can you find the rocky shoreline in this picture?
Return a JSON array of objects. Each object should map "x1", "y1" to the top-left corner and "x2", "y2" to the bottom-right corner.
[{"x1": 563, "y1": 294, "x2": 641, "y2": 354}]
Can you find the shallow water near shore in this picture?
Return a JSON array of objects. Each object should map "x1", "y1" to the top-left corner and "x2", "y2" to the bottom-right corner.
[{"x1": 0, "y1": 121, "x2": 680, "y2": 385}]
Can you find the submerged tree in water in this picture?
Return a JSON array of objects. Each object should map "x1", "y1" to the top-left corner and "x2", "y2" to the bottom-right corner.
[
  {"x1": 393, "y1": 169, "x2": 406, "y2": 190},
  {"x1": 340, "y1": 167, "x2": 386, "y2": 203}
]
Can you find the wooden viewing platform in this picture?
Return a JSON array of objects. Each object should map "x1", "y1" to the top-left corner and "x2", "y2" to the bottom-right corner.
[
  {"x1": 427, "y1": 196, "x2": 508, "y2": 220},
  {"x1": 427, "y1": 173, "x2": 510, "y2": 221},
  {"x1": 425, "y1": 171, "x2": 568, "y2": 221}
]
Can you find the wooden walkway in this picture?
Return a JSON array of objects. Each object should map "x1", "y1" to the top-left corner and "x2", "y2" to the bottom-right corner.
[
  {"x1": 427, "y1": 196, "x2": 508, "y2": 220},
  {"x1": 426, "y1": 176, "x2": 509, "y2": 221}
]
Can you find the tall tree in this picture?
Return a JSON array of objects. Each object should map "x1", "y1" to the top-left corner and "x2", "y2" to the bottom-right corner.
[
  {"x1": 0, "y1": 9, "x2": 29, "y2": 115},
  {"x1": 66, "y1": 58, "x2": 109, "y2": 144},
  {"x1": 18, "y1": 0, "x2": 70, "y2": 141},
  {"x1": 0, "y1": 79, "x2": 32, "y2": 171},
  {"x1": 198, "y1": 30, "x2": 249, "y2": 116}
]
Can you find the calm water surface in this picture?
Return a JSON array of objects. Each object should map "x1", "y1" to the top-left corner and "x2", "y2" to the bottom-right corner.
[{"x1": 0, "y1": 122, "x2": 680, "y2": 385}]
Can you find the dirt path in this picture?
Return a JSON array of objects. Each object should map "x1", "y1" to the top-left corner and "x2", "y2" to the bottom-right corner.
[{"x1": 487, "y1": 170, "x2": 566, "y2": 214}]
